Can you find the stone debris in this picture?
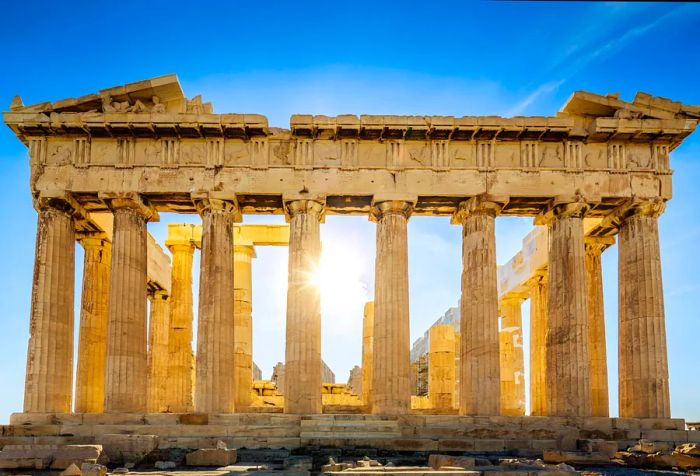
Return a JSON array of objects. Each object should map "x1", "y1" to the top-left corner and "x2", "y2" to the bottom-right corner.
[
  {"x1": 80, "y1": 462, "x2": 107, "y2": 476},
  {"x1": 627, "y1": 438, "x2": 674, "y2": 454},
  {"x1": 185, "y1": 440, "x2": 238, "y2": 467},
  {"x1": 428, "y1": 455, "x2": 476, "y2": 469},
  {"x1": 612, "y1": 438, "x2": 700, "y2": 470},
  {"x1": 60, "y1": 462, "x2": 83, "y2": 476},
  {"x1": 0, "y1": 444, "x2": 102, "y2": 470},
  {"x1": 677, "y1": 442, "x2": 700, "y2": 456},
  {"x1": 113, "y1": 468, "x2": 130, "y2": 474},
  {"x1": 543, "y1": 450, "x2": 611, "y2": 466},
  {"x1": 284, "y1": 455, "x2": 314, "y2": 471}
]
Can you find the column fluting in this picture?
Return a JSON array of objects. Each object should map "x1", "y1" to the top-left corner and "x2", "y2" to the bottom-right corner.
[
  {"x1": 233, "y1": 244, "x2": 255, "y2": 410},
  {"x1": 499, "y1": 295, "x2": 526, "y2": 416},
  {"x1": 527, "y1": 271, "x2": 548, "y2": 416},
  {"x1": 147, "y1": 289, "x2": 170, "y2": 413}
]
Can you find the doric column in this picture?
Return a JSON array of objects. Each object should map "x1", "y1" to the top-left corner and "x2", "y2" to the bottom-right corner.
[
  {"x1": 453, "y1": 197, "x2": 502, "y2": 416},
  {"x1": 164, "y1": 234, "x2": 195, "y2": 413},
  {"x1": 541, "y1": 200, "x2": 592, "y2": 417},
  {"x1": 499, "y1": 295, "x2": 526, "y2": 416},
  {"x1": 527, "y1": 270, "x2": 548, "y2": 416},
  {"x1": 75, "y1": 234, "x2": 111, "y2": 414},
  {"x1": 371, "y1": 200, "x2": 413, "y2": 415},
  {"x1": 24, "y1": 198, "x2": 76, "y2": 413},
  {"x1": 284, "y1": 199, "x2": 324, "y2": 414},
  {"x1": 585, "y1": 237, "x2": 612, "y2": 417},
  {"x1": 361, "y1": 301, "x2": 374, "y2": 409},
  {"x1": 147, "y1": 289, "x2": 170, "y2": 413},
  {"x1": 428, "y1": 325, "x2": 456, "y2": 410},
  {"x1": 618, "y1": 200, "x2": 670, "y2": 418},
  {"x1": 104, "y1": 194, "x2": 157, "y2": 413},
  {"x1": 195, "y1": 197, "x2": 238, "y2": 413},
  {"x1": 233, "y1": 244, "x2": 255, "y2": 410}
]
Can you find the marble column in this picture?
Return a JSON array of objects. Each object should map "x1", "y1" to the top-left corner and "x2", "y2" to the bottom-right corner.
[
  {"x1": 527, "y1": 271, "x2": 548, "y2": 416},
  {"x1": 233, "y1": 244, "x2": 255, "y2": 410},
  {"x1": 284, "y1": 199, "x2": 323, "y2": 414},
  {"x1": 428, "y1": 325, "x2": 456, "y2": 410},
  {"x1": 361, "y1": 301, "x2": 374, "y2": 409},
  {"x1": 165, "y1": 239, "x2": 195, "y2": 413},
  {"x1": 75, "y1": 235, "x2": 111, "y2": 414},
  {"x1": 454, "y1": 198, "x2": 501, "y2": 416},
  {"x1": 24, "y1": 199, "x2": 76, "y2": 413},
  {"x1": 544, "y1": 201, "x2": 592, "y2": 417},
  {"x1": 147, "y1": 289, "x2": 170, "y2": 413},
  {"x1": 195, "y1": 198, "x2": 237, "y2": 413},
  {"x1": 371, "y1": 200, "x2": 413, "y2": 415},
  {"x1": 104, "y1": 195, "x2": 156, "y2": 413},
  {"x1": 585, "y1": 237, "x2": 611, "y2": 417},
  {"x1": 618, "y1": 200, "x2": 670, "y2": 418},
  {"x1": 499, "y1": 295, "x2": 526, "y2": 416}
]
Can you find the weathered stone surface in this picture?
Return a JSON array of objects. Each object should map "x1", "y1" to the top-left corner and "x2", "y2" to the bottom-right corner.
[
  {"x1": 428, "y1": 455, "x2": 476, "y2": 469},
  {"x1": 154, "y1": 460, "x2": 177, "y2": 469},
  {"x1": 628, "y1": 439, "x2": 674, "y2": 454},
  {"x1": 542, "y1": 450, "x2": 610, "y2": 465},
  {"x1": 676, "y1": 442, "x2": 700, "y2": 456},
  {"x1": 60, "y1": 462, "x2": 82, "y2": 475},
  {"x1": 576, "y1": 439, "x2": 617, "y2": 457},
  {"x1": 185, "y1": 447, "x2": 237, "y2": 466},
  {"x1": 95, "y1": 434, "x2": 158, "y2": 465},
  {"x1": 81, "y1": 462, "x2": 107, "y2": 476},
  {"x1": 649, "y1": 452, "x2": 700, "y2": 470}
]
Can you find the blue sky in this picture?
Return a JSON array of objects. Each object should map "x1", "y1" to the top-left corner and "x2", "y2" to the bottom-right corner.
[{"x1": 1, "y1": 1, "x2": 699, "y2": 422}]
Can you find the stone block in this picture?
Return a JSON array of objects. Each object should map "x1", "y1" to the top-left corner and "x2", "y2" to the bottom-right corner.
[
  {"x1": 185, "y1": 447, "x2": 237, "y2": 467},
  {"x1": 637, "y1": 418, "x2": 686, "y2": 430},
  {"x1": 531, "y1": 440, "x2": 558, "y2": 450},
  {"x1": 179, "y1": 413, "x2": 209, "y2": 425},
  {"x1": 95, "y1": 434, "x2": 158, "y2": 464},
  {"x1": 143, "y1": 413, "x2": 180, "y2": 425},
  {"x1": 542, "y1": 450, "x2": 611, "y2": 465},
  {"x1": 82, "y1": 413, "x2": 146, "y2": 425},
  {"x1": 640, "y1": 429, "x2": 688, "y2": 442},
  {"x1": 81, "y1": 462, "x2": 107, "y2": 476},
  {"x1": 688, "y1": 431, "x2": 700, "y2": 443},
  {"x1": 284, "y1": 455, "x2": 313, "y2": 470},
  {"x1": 473, "y1": 439, "x2": 506, "y2": 452},
  {"x1": 576, "y1": 439, "x2": 618, "y2": 457},
  {"x1": 155, "y1": 460, "x2": 177, "y2": 469},
  {"x1": 428, "y1": 454, "x2": 476, "y2": 469},
  {"x1": 0, "y1": 444, "x2": 101, "y2": 470},
  {"x1": 436, "y1": 439, "x2": 475, "y2": 451}
]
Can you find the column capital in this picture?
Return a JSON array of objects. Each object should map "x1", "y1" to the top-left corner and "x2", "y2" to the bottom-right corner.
[
  {"x1": 599, "y1": 197, "x2": 666, "y2": 233},
  {"x1": 584, "y1": 236, "x2": 616, "y2": 256},
  {"x1": 234, "y1": 244, "x2": 257, "y2": 259},
  {"x1": 34, "y1": 192, "x2": 93, "y2": 226},
  {"x1": 535, "y1": 194, "x2": 590, "y2": 225},
  {"x1": 370, "y1": 200, "x2": 413, "y2": 222},
  {"x1": 526, "y1": 268, "x2": 548, "y2": 288},
  {"x1": 100, "y1": 192, "x2": 159, "y2": 222},
  {"x1": 499, "y1": 292, "x2": 528, "y2": 307},
  {"x1": 76, "y1": 231, "x2": 110, "y2": 247},
  {"x1": 451, "y1": 194, "x2": 506, "y2": 224},
  {"x1": 284, "y1": 198, "x2": 325, "y2": 222},
  {"x1": 193, "y1": 193, "x2": 241, "y2": 221},
  {"x1": 148, "y1": 288, "x2": 170, "y2": 301}
]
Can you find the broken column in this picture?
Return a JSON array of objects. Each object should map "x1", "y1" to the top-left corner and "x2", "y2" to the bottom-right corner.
[
  {"x1": 454, "y1": 196, "x2": 502, "y2": 416},
  {"x1": 24, "y1": 198, "x2": 76, "y2": 413},
  {"x1": 284, "y1": 199, "x2": 324, "y2": 414},
  {"x1": 233, "y1": 244, "x2": 255, "y2": 410},
  {"x1": 103, "y1": 194, "x2": 157, "y2": 413},
  {"x1": 147, "y1": 289, "x2": 170, "y2": 413},
  {"x1": 361, "y1": 301, "x2": 374, "y2": 409},
  {"x1": 371, "y1": 200, "x2": 413, "y2": 415},
  {"x1": 499, "y1": 294, "x2": 526, "y2": 416},
  {"x1": 194, "y1": 196, "x2": 238, "y2": 413},
  {"x1": 428, "y1": 324, "x2": 456, "y2": 409},
  {"x1": 165, "y1": 226, "x2": 196, "y2": 413},
  {"x1": 585, "y1": 236, "x2": 612, "y2": 417},
  {"x1": 74, "y1": 234, "x2": 111, "y2": 414},
  {"x1": 527, "y1": 270, "x2": 548, "y2": 416},
  {"x1": 618, "y1": 200, "x2": 670, "y2": 418},
  {"x1": 540, "y1": 200, "x2": 592, "y2": 417}
]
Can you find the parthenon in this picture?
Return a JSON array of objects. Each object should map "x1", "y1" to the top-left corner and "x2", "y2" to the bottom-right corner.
[{"x1": 2, "y1": 74, "x2": 700, "y2": 460}]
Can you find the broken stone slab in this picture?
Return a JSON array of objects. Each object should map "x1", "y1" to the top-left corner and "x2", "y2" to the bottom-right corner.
[
  {"x1": 576, "y1": 439, "x2": 618, "y2": 457},
  {"x1": 542, "y1": 450, "x2": 611, "y2": 466},
  {"x1": 185, "y1": 447, "x2": 238, "y2": 467},
  {"x1": 628, "y1": 438, "x2": 674, "y2": 454},
  {"x1": 323, "y1": 462, "x2": 354, "y2": 472},
  {"x1": 428, "y1": 455, "x2": 476, "y2": 469},
  {"x1": 0, "y1": 444, "x2": 102, "y2": 470},
  {"x1": 81, "y1": 462, "x2": 107, "y2": 476},
  {"x1": 60, "y1": 462, "x2": 82, "y2": 476},
  {"x1": 649, "y1": 452, "x2": 700, "y2": 470},
  {"x1": 94, "y1": 434, "x2": 158, "y2": 465},
  {"x1": 113, "y1": 467, "x2": 129, "y2": 474},
  {"x1": 676, "y1": 442, "x2": 700, "y2": 456}
]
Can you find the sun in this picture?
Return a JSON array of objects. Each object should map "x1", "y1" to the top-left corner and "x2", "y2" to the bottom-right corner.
[{"x1": 309, "y1": 242, "x2": 368, "y2": 312}]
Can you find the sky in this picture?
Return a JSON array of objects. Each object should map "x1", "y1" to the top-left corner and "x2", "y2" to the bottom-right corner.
[{"x1": 0, "y1": 1, "x2": 699, "y2": 422}]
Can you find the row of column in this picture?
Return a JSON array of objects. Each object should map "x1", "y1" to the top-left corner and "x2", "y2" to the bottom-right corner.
[{"x1": 24, "y1": 194, "x2": 671, "y2": 418}]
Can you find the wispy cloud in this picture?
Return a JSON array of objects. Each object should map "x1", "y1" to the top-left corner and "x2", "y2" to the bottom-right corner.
[{"x1": 507, "y1": 80, "x2": 565, "y2": 117}]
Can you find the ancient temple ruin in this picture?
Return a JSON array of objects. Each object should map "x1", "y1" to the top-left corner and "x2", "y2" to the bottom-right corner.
[{"x1": 3, "y1": 74, "x2": 700, "y2": 454}]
